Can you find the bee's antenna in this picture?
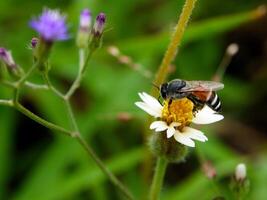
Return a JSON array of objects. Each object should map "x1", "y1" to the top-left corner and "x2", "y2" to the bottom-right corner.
[{"x1": 152, "y1": 83, "x2": 160, "y2": 91}]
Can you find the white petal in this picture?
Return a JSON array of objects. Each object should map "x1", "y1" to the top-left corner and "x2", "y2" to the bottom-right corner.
[
  {"x1": 138, "y1": 92, "x2": 162, "y2": 111},
  {"x1": 135, "y1": 102, "x2": 161, "y2": 118},
  {"x1": 192, "y1": 105, "x2": 224, "y2": 124},
  {"x1": 235, "y1": 163, "x2": 246, "y2": 181},
  {"x1": 150, "y1": 121, "x2": 168, "y2": 132},
  {"x1": 150, "y1": 121, "x2": 168, "y2": 130},
  {"x1": 155, "y1": 126, "x2": 168, "y2": 132},
  {"x1": 174, "y1": 131, "x2": 195, "y2": 147},
  {"x1": 166, "y1": 126, "x2": 175, "y2": 138},
  {"x1": 169, "y1": 122, "x2": 181, "y2": 128},
  {"x1": 182, "y1": 127, "x2": 208, "y2": 142}
]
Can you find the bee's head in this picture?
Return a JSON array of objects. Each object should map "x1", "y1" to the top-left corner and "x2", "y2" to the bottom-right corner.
[{"x1": 160, "y1": 83, "x2": 168, "y2": 99}]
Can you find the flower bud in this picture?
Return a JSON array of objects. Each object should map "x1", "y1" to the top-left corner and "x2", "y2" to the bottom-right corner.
[
  {"x1": 0, "y1": 48, "x2": 16, "y2": 68},
  {"x1": 149, "y1": 133, "x2": 188, "y2": 163},
  {"x1": 230, "y1": 163, "x2": 250, "y2": 199},
  {"x1": 235, "y1": 163, "x2": 246, "y2": 182},
  {"x1": 32, "y1": 38, "x2": 52, "y2": 71},
  {"x1": 0, "y1": 47, "x2": 23, "y2": 78},
  {"x1": 202, "y1": 161, "x2": 217, "y2": 179},
  {"x1": 93, "y1": 13, "x2": 106, "y2": 36},
  {"x1": 30, "y1": 37, "x2": 39, "y2": 49},
  {"x1": 226, "y1": 43, "x2": 239, "y2": 56},
  {"x1": 89, "y1": 13, "x2": 106, "y2": 51},
  {"x1": 76, "y1": 9, "x2": 92, "y2": 48}
]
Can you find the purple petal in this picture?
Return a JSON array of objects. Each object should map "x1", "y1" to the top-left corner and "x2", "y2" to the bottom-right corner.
[{"x1": 29, "y1": 9, "x2": 69, "y2": 42}]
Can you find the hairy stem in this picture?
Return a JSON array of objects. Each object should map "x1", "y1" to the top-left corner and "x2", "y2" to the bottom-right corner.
[
  {"x1": 149, "y1": 158, "x2": 168, "y2": 200},
  {"x1": 151, "y1": 0, "x2": 198, "y2": 96}
]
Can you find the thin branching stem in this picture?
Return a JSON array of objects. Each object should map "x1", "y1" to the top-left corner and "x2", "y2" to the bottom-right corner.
[
  {"x1": 43, "y1": 72, "x2": 65, "y2": 99},
  {"x1": 65, "y1": 49, "x2": 93, "y2": 99},
  {"x1": 0, "y1": 80, "x2": 48, "y2": 90},
  {"x1": 0, "y1": 99, "x2": 13, "y2": 107},
  {"x1": 15, "y1": 103, "x2": 71, "y2": 136},
  {"x1": 41, "y1": 50, "x2": 135, "y2": 200}
]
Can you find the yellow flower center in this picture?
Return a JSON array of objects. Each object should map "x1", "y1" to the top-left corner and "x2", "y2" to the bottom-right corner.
[{"x1": 162, "y1": 98, "x2": 194, "y2": 128}]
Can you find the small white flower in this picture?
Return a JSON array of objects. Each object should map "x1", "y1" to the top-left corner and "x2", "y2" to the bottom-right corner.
[
  {"x1": 235, "y1": 163, "x2": 246, "y2": 181},
  {"x1": 135, "y1": 92, "x2": 224, "y2": 147},
  {"x1": 150, "y1": 121, "x2": 180, "y2": 138}
]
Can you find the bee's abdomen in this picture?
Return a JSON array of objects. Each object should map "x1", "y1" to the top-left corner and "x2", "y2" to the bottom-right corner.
[{"x1": 207, "y1": 92, "x2": 221, "y2": 112}]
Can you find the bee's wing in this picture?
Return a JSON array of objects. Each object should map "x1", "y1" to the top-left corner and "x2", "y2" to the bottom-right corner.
[{"x1": 180, "y1": 80, "x2": 224, "y2": 92}]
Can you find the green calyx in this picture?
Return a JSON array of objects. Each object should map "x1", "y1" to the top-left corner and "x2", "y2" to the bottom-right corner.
[{"x1": 149, "y1": 133, "x2": 188, "y2": 163}]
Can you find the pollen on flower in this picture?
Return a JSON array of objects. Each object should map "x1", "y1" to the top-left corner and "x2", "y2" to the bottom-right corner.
[{"x1": 161, "y1": 98, "x2": 194, "y2": 128}]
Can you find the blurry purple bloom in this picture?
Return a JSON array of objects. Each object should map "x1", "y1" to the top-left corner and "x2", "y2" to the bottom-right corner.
[
  {"x1": 29, "y1": 9, "x2": 69, "y2": 42},
  {"x1": 80, "y1": 9, "x2": 91, "y2": 30},
  {"x1": 93, "y1": 13, "x2": 106, "y2": 36},
  {"x1": 0, "y1": 47, "x2": 16, "y2": 68}
]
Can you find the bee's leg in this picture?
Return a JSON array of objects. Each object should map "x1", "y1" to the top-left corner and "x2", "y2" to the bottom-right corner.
[
  {"x1": 168, "y1": 98, "x2": 173, "y2": 105},
  {"x1": 167, "y1": 98, "x2": 173, "y2": 109},
  {"x1": 188, "y1": 95, "x2": 203, "y2": 113},
  {"x1": 157, "y1": 96, "x2": 163, "y2": 105}
]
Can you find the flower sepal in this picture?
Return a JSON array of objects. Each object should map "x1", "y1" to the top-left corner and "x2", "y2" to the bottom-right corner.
[
  {"x1": 149, "y1": 133, "x2": 188, "y2": 163},
  {"x1": 33, "y1": 38, "x2": 53, "y2": 72}
]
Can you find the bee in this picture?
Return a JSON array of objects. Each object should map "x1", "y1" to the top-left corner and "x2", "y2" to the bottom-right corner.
[{"x1": 160, "y1": 79, "x2": 224, "y2": 112}]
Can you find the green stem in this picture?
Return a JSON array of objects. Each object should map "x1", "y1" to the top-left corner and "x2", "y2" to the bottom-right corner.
[
  {"x1": 0, "y1": 80, "x2": 48, "y2": 90},
  {"x1": 42, "y1": 58, "x2": 134, "y2": 199},
  {"x1": 13, "y1": 63, "x2": 37, "y2": 103},
  {"x1": 65, "y1": 88, "x2": 134, "y2": 199},
  {"x1": 15, "y1": 103, "x2": 71, "y2": 136},
  {"x1": 76, "y1": 134, "x2": 134, "y2": 200},
  {"x1": 43, "y1": 72, "x2": 65, "y2": 99},
  {"x1": 25, "y1": 82, "x2": 49, "y2": 90},
  {"x1": 65, "y1": 100, "x2": 79, "y2": 135},
  {"x1": 0, "y1": 99, "x2": 13, "y2": 107},
  {"x1": 149, "y1": 158, "x2": 168, "y2": 200},
  {"x1": 65, "y1": 49, "x2": 93, "y2": 99},
  {"x1": 151, "y1": 0, "x2": 198, "y2": 96}
]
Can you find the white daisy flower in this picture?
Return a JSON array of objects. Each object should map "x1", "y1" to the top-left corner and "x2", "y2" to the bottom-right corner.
[{"x1": 135, "y1": 92, "x2": 224, "y2": 147}]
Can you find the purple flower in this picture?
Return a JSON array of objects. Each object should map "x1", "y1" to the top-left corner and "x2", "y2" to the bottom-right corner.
[
  {"x1": 29, "y1": 9, "x2": 69, "y2": 42},
  {"x1": 80, "y1": 9, "x2": 91, "y2": 30},
  {"x1": 93, "y1": 13, "x2": 106, "y2": 36},
  {"x1": 0, "y1": 47, "x2": 16, "y2": 68}
]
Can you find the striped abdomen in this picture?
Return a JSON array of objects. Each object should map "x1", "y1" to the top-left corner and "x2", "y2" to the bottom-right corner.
[
  {"x1": 206, "y1": 92, "x2": 221, "y2": 112},
  {"x1": 189, "y1": 91, "x2": 222, "y2": 112}
]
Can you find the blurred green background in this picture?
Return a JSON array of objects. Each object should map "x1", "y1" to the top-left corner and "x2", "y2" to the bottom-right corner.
[{"x1": 1, "y1": 0, "x2": 267, "y2": 199}]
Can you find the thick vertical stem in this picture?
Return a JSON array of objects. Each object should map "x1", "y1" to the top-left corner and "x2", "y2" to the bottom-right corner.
[
  {"x1": 151, "y1": 0, "x2": 198, "y2": 96},
  {"x1": 149, "y1": 158, "x2": 168, "y2": 200}
]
